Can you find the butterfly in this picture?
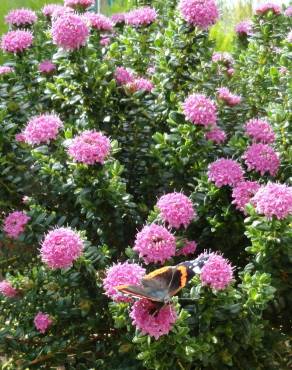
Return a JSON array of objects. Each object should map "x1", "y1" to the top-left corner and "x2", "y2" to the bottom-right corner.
[{"x1": 116, "y1": 255, "x2": 210, "y2": 304}]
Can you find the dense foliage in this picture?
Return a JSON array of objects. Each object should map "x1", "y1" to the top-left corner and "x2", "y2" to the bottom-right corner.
[{"x1": 0, "y1": 0, "x2": 291, "y2": 369}]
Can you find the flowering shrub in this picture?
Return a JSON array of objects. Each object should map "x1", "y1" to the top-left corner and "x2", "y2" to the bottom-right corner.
[{"x1": 0, "y1": 1, "x2": 291, "y2": 369}]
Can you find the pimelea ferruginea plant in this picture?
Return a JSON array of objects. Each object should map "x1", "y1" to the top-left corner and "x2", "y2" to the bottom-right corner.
[{"x1": 0, "y1": 0, "x2": 290, "y2": 369}]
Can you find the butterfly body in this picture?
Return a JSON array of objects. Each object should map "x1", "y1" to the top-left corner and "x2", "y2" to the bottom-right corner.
[{"x1": 116, "y1": 255, "x2": 209, "y2": 303}]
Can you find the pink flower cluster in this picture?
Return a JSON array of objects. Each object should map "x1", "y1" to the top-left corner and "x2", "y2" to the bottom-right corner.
[
  {"x1": 68, "y1": 130, "x2": 111, "y2": 165},
  {"x1": 285, "y1": 6, "x2": 292, "y2": 16},
  {"x1": 256, "y1": 2, "x2": 281, "y2": 15},
  {"x1": 34, "y1": 312, "x2": 53, "y2": 333},
  {"x1": 183, "y1": 93, "x2": 217, "y2": 126},
  {"x1": 114, "y1": 66, "x2": 134, "y2": 85},
  {"x1": 0, "y1": 281, "x2": 17, "y2": 298},
  {"x1": 125, "y1": 7, "x2": 157, "y2": 27},
  {"x1": 39, "y1": 60, "x2": 56, "y2": 74},
  {"x1": 100, "y1": 37, "x2": 111, "y2": 46},
  {"x1": 243, "y1": 143, "x2": 280, "y2": 176},
  {"x1": 208, "y1": 158, "x2": 244, "y2": 188},
  {"x1": 111, "y1": 13, "x2": 126, "y2": 25},
  {"x1": 22, "y1": 113, "x2": 63, "y2": 145},
  {"x1": 178, "y1": 0, "x2": 219, "y2": 29},
  {"x1": 1, "y1": 30, "x2": 34, "y2": 54},
  {"x1": 130, "y1": 299, "x2": 177, "y2": 339},
  {"x1": 176, "y1": 240, "x2": 197, "y2": 256},
  {"x1": 252, "y1": 183, "x2": 292, "y2": 220},
  {"x1": 5, "y1": 8, "x2": 37, "y2": 27},
  {"x1": 40, "y1": 227, "x2": 84, "y2": 269},
  {"x1": 42, "y1": 4, "x2": 65, "y2": 18},
  {"x1": 245, "y1": 118, "x2": 275, "y2": 144},
  {"x1": 84, "y1": 12, "x2": 113, "y2": 31},
  {"x1": 156, "y1": 192, "x2": 195, "y2": 229},
  {"x1": 217, "y1": 87, "x2": 241, "y2": 106},
  {"x1": 232, "y1": 181, "x2": 260, "y2": 214},
  {"x1": 51, "y1": 14, "x2": 89, "y2": 51},
  {"x1": 212, "y1": 52, "x2": 234, "y2": 67},
  {"x1": 64, "y1": 0, "x2": 94, "y2": 9},
  {"x1": 279, "y1": 66, "x2": 288, "y2": 75},
  {"x1": 200, "y1": 252, "x2": 233, "y2": 290},
  {"x1": 3, "y1": 211, "x2": 30, "y2": 239},
  {"x1": 103, "y1": 262, "x2": 146, "y2": 302},
  {"x1": 128, "y1": 77, "x2": 154, "y2": 93},
  {"x1": 235, "y1": 20, "x2": 253, "y2": 35},
  {"x1": 133, "y1": 224, "x2": 176, "y2": 264},
  {"x1": 205, "y1": 127, "x2": 227, "y2": 144},
  {"x1": 0, "y1": 66, "x2": 14, "y2": 76}
]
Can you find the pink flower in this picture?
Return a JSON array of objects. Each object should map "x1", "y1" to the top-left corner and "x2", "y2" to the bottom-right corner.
[
  {"x1": 114, "y1": 66, "x2": 134, "y2": 85},
  {"x1": 235, "y1": 20, "x2": 253, "y2": 35},
  {"x1": 51, "y1": 14, "x2": 89, "y2": 51},
  {"x1": 284, "y1": 6, "x2": 292, "y2": 16},
  {"x1": 212, "y1": 52, "x2": 234, "y2": 66},
  {"x1": 51, "y1": 6, "x2": 74, "y2": 18},
  {"x1": 39, "y1": 60, "x2": 56, "y2": 74},
  {"x1": 208, "y1": 158, "x2": 244, "y2": 188},
  {"x1": 279, "y1": 66, "x2": 288, "y2": 75},
  {"x1": 15, "y1": 133, "x2": 26, "y2": 142},
  {"x1": 130, "y1": 299, "x2": 177, "y2": 339},
  {"x1": 34, "y1": 312, "x2": 53, "y2": 333},
  {"x1": 40, "y1": 227, "x2": 84, "y2": 269},
  {"x1": 3, "y1": 211, "x2": 30, "y2": 239},
  {"x1": 252, "y1": 183, "x2": 292, "y2": 220},
  {"x1": 256, "y1": 3, "x2": 281, "y2": 15},
  {"x1": 22, "y1": 114, "x2": 63, "y2": 145},
  {"x1": 133, "y1": 224, "x2": 176, "y2": 264},
  {"x1": 0, "y1": 66, "x2": 14, "y2": 76},
  {"x1": 178, "y1": 0, "x2": 219, "y2": 29},
  {"x1": 103, "y1": 262, "x2": 146, "y2": 302},
  {"x1": 0, "y1": 281, "x2": 17, "y2": 298},
  {"x1": 231, "y1": 181, "x2": 260, "y2": 214},
  {"x1": 183, "y1": 93, "x2": 217, "y2": 126},
  {"x1": 147, "y1": 66, "x2": 156, "y2": 75},
  {"x1": 205, "y1": 127, "x2": 227, "y2": 144},
  {"x1": 111, "y1": 13, "x2": 126, "y2": 25},
  {"x1": 227, "y1": 68, "x2": 235, "y2": 76},
  {"x1": 1, "y1": 30, "x2": 33, "y2": 54},
  {"x1": 128, "y1": 77, "x2": 154, "y2": 92},
  {"x1": 245, "y1": 118, "x2": 275, "y2": 144},
  {"x1": 42, "y1": 5, "x2": 65, "y2": 18},
  {"x1": 200, "y1": 252, "x2": 233, "y2": 290},
  {"x1": 64, "y1": 0, "x2": 94, "y2": 9},
  {"x1": 156, "y1": 192, "x2": 196, "y2": 229},
  {"x1": 176, "y1": 240, "x2": 197, "y2": 256},
  {"x1": 243, "y1": 143, "x2": 280, "y2": 176},
  {"x1": 5, "y1": 8, "x2": 37, "y2": 27},
  {"x1": 68, "y1": 130, "x2": 111, "y2": 165},
  {"x1": 100, "y1": 37, "x2": 111, "y2": 46},
  {"x1": 287, "y1": 31, "x2": 292, "y2": 43},
  {"x1": 217, "y1": 87, "x2": 241, "y2": 106},
  {"x1": 125, "y1": 7, "x2": 157, "y2": 27},
  {"x1": 84, "y1": 12, "x2": 113, "y2": 31}
]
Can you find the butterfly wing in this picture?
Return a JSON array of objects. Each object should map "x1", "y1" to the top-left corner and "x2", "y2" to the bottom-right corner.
[
  {"x1": 142, "y1": 266, "x2": 187, "y2": 300},
  {"x1": 116, "y1": 284, "x2": 167, "y2": 302}
]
